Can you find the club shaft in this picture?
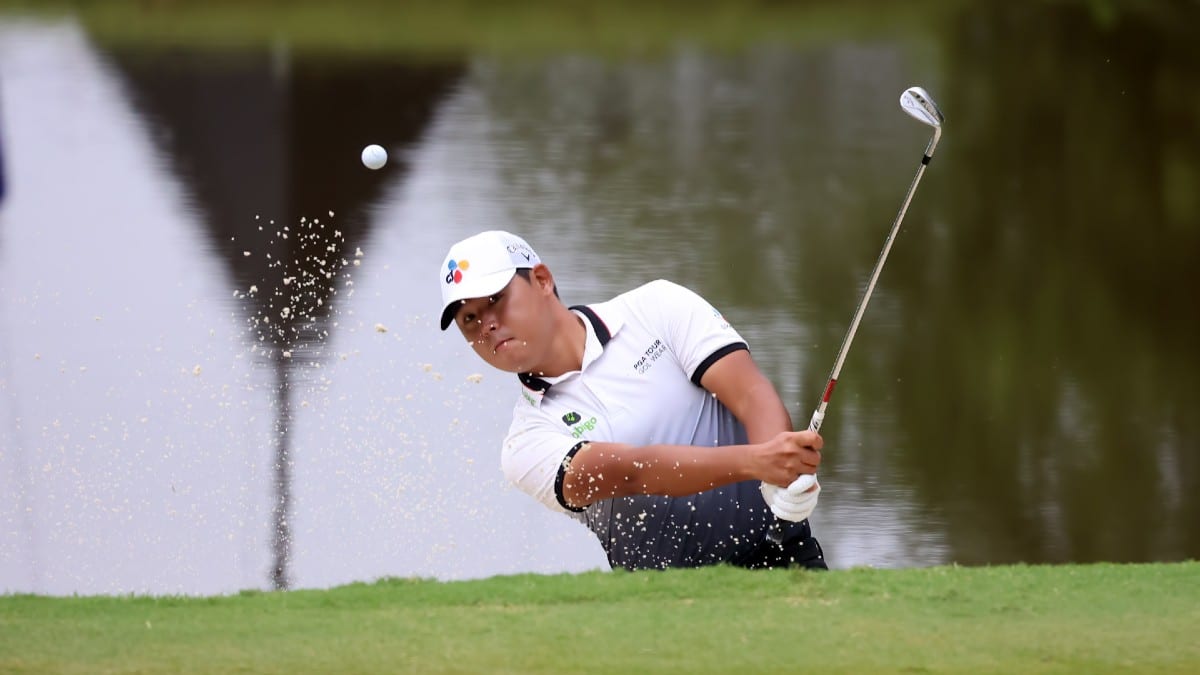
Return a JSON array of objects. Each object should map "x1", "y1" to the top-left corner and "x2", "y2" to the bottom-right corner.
[
  {"x1": 776, "y1": 127, "x2": 942, "y2": 504},
  {"x1": 809, "y1": 127, "x2": 941, "y2": 433}
]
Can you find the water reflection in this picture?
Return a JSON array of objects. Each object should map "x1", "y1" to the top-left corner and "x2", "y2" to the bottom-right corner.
[
  {"x1": 1, "y1": 20, "x2": 277, "y2": 593},
  {"x1": 101, "y1": 44, "x2": 464, "y2": 588},
  {"x1": 1, "y1": 3, "x2": 1197, "y2": 596},
  {"x1": 904, "y1": 2, "x2": 1200, "y2": 563}
]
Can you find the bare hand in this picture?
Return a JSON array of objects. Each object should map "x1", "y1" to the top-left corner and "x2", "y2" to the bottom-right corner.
[{"x1": 754, "y1": 430, "x2": 822, "y2": 488}]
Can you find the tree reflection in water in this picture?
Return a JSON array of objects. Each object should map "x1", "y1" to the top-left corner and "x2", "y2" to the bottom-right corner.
[{"x1": 102, "y1": 46, "x2": 463, "y2": 587}]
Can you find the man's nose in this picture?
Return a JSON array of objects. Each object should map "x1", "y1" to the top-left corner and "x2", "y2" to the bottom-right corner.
[{"x1": 479, "y1": 306, "x2": 500, "y2": 332}]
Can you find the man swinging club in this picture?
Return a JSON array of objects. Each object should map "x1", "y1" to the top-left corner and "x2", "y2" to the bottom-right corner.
[{"x1": 438, "y1": 231, "x2": 825, "y2": 570}]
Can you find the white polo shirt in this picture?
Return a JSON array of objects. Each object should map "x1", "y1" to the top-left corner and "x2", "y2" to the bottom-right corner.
[{"x1": 500, "y1": 279, "x2": 778, "y2": 570}]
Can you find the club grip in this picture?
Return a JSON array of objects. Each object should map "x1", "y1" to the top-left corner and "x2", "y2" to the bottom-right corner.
[
  {"x1": 786, "y1": 408, "x2": 823, "y2": 493},
  {"x1": 808, "y1": 409, "x2": 825, "y2": 433}
]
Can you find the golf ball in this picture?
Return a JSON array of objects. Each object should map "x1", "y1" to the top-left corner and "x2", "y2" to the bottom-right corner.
[{"x1": 361, "y1": 144, "x2": 387, "y2": 170}]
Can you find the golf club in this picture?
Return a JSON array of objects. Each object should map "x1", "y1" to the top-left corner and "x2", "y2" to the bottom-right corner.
[{"x1": 768, "y1": 86, "x2": 944, "y2": 539}]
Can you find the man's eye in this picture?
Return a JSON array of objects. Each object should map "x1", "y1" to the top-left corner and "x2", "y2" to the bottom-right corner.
[
  {"x1": 488, "y1": 293, "x2": 501, "y2": 304},
  {"x1": 462, "y1": 313, "x2": 476, "y2": 324}
]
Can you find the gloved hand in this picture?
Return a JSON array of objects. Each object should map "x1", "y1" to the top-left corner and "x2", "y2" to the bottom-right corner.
[{"x1": 760, "y1": 477, "x2": 821, "y2": 522}]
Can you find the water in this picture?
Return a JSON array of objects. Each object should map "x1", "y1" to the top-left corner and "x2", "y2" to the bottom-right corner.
[{"x1": 1, "y1": 4, "x2": 1197, "y2": 595}]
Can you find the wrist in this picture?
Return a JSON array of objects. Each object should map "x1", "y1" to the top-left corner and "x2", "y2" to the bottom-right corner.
[{"x1": 739, "y1": 441, "x2": 765, "y2": 482}]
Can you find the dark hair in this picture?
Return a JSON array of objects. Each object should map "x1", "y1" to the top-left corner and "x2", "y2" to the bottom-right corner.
[{"x1": 515, "y1": 267, "x2": 559, "y2": 298}]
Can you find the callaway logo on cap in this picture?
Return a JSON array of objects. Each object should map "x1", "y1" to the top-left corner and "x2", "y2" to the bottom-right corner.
[{"x1": 438, "y1": 230, "x2": 541, "y2": 330}]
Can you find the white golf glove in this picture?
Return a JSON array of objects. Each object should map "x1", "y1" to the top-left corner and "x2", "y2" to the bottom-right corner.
[{"x1": 760, "y1": 478, "x2": 821, "y2": 522}]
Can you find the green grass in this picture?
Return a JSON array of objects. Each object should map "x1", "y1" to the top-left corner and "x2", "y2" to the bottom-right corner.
[{"x1": 2, "y1": 562, "x2": 1198, "y2": 673}]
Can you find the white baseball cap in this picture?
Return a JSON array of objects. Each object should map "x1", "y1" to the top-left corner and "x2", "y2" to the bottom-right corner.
[{"x1": 438, "y1": 230, "x2": 541, "y2": 330}]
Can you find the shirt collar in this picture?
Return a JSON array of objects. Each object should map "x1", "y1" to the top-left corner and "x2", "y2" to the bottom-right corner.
[{"x1": 517, "y1": 303, "x2": 624, "y2": 401}]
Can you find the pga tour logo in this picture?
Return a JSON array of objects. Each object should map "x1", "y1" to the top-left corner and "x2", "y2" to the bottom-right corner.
[{"x1": 633, "y1": 339, "x2": 666, "y2": 374}]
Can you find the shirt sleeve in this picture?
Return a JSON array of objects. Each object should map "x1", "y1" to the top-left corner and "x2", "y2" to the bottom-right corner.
[
  {"x1": 501, "y1": 403, "x2": 587, "y2": 513},
  {"x1": 628, "y1": 279, "x2": 748, "y2": 383}
]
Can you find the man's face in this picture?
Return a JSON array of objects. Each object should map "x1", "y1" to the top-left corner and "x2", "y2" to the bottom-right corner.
[{"x1": 452, "y1": 269, "x2": 551, "y2": 373}]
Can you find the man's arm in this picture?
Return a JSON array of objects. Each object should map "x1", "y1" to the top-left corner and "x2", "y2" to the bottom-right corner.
[
  {"x1": 559, "y1": 433, "x2": 820, "y2": 509},
  {"x1": 560, "y1": 350, "x2": 821, "y2": 509},
  {"x1": 705, "y1": 348, "x2": 823, "y2": 492},
  {"x1": 698, "y1": 349, "x2": 793, "y2": 443}
]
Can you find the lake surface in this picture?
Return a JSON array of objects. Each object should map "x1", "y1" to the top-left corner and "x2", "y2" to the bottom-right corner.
[{"x1": 1, "y1": 4, "x2": 1197, "y2": 595}]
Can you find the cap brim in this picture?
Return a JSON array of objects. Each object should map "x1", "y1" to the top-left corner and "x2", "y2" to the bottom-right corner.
[{"x1": 439, "y1": 268, "x2": 517, "y2": 330}]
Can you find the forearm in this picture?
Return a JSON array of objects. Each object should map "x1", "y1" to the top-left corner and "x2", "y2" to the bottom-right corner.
[
  {"x1": 698, "y1": 349, "x2": 793, "y2": 443},
  {"x1": 736, "y1": 378, "x2": 793, "y2": 443},
  {"x1": 563, "y1": 441, "x2": 756, "y2": 507}
]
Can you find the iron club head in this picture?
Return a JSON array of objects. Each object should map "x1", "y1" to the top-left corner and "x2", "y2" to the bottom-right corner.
[{"x1": 900, "y1": 87, "x2": 944, "y2": 128}]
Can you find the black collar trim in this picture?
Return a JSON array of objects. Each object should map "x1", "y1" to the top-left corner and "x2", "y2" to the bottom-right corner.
[
  {"x1": 516, "y1": 305, "x2": 610, "y2": 393},
  {"x1": 519, "y1": 371, "x2": 551, "y2": 393},
  {"x1": 569, "y1": 305, "x2": 611, "y2": 346}
]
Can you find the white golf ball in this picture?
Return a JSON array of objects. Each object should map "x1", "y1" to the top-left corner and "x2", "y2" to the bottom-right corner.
[{"x1": 361, "y1": 144, "x2": 387, "y2": 170}]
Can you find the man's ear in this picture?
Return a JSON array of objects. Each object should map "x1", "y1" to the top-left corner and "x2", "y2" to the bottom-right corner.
[{"x1": 531, "y1": 263, "x2": 556, "y2": 295}]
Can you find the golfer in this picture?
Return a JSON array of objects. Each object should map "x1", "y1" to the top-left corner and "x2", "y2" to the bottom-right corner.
[{"x1": 439, "y1": 230, "x2": 826, "y2": 570}]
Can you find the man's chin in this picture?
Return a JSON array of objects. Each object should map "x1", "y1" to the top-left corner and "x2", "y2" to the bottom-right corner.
[
  {"x1": 485, "y1": 351, "x2": 527, "y2": 374},
  {"x1": 495, "y1": 362, "x2": 525, "y2": 374}
]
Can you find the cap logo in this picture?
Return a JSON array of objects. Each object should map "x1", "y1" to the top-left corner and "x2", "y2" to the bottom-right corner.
[
  {"x1": 508, "y1": 243, "x2": 535, "y2": 262},
  {"x1": 445, "y1": 259, "x2": 470, "y2": 284}
]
